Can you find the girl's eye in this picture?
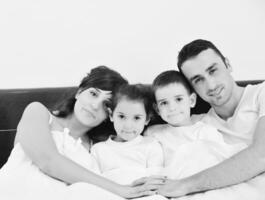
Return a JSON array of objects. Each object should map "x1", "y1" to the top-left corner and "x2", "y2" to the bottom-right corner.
[{"x1": 159, "y1": 101, "x2": 167, "y2": 106}]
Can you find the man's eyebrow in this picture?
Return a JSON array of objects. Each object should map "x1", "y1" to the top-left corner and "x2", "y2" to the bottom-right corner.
[{"x1": 189, "y1": 63, "x2": 217, "y2": 82}]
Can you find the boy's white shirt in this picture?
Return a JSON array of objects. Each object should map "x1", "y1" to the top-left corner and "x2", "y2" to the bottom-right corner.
[{"x1": 145, "y1": 121, "x2": 246, "y2": 179}]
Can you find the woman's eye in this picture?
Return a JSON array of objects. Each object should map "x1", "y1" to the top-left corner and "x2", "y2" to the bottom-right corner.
[{"x1": 90, "y1": 90, "x2": 98, "y2": 97}]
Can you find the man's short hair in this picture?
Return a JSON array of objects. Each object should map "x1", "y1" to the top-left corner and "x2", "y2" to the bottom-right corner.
[{"x1": 177, "y1": 39, "x2": 226, "y2": 72}]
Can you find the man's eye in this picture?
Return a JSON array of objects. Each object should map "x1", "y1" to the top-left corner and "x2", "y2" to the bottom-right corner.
[
  {"x1": 209, "y1": 68, "x2": 217, "y2": 75},
  {"x1": 194, "y1": 77, "x2": 203, "y2": 84}
]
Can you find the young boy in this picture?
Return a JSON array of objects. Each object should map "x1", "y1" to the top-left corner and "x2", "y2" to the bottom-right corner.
[{"x1": 146, "y1": 70, "x2": 246, "y2": 179}]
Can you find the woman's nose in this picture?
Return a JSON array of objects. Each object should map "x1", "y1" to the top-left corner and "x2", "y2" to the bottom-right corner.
[{"x1": 91, "y1": 100, "x2": 102, "y2": 110}]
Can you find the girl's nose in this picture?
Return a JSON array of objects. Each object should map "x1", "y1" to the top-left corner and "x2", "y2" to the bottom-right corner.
[{"x1": 124, "y1": 119, "x2": 133, "y2": 129}]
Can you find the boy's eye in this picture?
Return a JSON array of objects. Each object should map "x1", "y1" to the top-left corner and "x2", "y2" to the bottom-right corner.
[
  {"x1": 117, "y1": 114, "x2": 125, "y2": 119},
  {"x1": 176, "y1": 97, "x2": 183, "y2": 102},
  {"x1": 134, "y1": 116, "x2": 141, "y2": 120}
]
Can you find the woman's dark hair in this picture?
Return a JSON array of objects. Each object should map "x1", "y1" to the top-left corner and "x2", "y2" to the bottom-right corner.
[
  {"x1": 110, "y1": 84, "x2": 154, "y2": 121},
  {"x1": 53, "y1": 65, "x2": 128, "y2": 143}
]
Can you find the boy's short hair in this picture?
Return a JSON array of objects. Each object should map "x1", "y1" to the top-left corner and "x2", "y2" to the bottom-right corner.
[
  {"x1": 152, "y1": 70, "x2": 193, "y2": 95},
  {"x1": 177, "y1": 39, "x2": 226, "y2": 73}
]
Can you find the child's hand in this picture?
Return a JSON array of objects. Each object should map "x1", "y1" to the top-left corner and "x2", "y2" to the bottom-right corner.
[{"x1": 131, "y1": 175, "x2": 166, "y2": 186}]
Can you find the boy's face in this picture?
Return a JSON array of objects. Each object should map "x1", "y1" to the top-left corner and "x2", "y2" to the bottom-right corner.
[
  {"x1": 181, "y1": 48, "x2": 234, "y2": 108},
  {"x1": 155, "y1": 83, "x2": 196, "y2": 127},
  {"x1": 110, "y1": 98, "x2": 149, "y2": 142}
]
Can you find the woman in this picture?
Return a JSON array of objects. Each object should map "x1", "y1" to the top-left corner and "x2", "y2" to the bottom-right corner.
[{"x1": 0, "y1": 66, "x2": 163, "y2": 200}]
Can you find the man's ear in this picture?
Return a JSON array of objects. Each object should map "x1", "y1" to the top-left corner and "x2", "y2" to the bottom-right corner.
[
  {"x1": 190, "y1": 92, "x2": 197, "y2": 108},
  {"x1": 107, "y1": 108, "x2": 113, "y2": 122},
  {"x1": 224, "y1": 57, "x2": 232, "y2": 72}
]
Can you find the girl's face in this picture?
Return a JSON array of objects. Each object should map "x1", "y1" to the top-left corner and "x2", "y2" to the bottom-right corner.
[
  {"x1": 155, "y1": 83, "x2": 196, "y2": 127},
  {"x1": 110, "y1": 98, "x2": 149, "y2": 142},
  {"x1": 74, "y1": 87, "x2": 112, "y2": 128}
]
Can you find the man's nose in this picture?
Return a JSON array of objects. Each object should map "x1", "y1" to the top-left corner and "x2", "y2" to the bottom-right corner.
[{"x1": 206, "y1": 77, "x2": 217, "y2": 91}]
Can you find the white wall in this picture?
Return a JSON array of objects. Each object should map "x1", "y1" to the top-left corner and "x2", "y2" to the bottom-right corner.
[{"x1": 1, "y1": 0, "x2": 265, "y2": 89}]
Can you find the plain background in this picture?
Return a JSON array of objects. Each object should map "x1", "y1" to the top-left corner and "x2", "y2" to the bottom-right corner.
[{"x1": 0, "y1": 0, "x2": 265, "y2": 89}]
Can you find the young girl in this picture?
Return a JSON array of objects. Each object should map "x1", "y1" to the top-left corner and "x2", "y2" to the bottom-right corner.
[
  {"x1": 0, "y1": 66, "x2": 163, "y2": 200},
  {"x1": 91, "y1": 84, "x2": 164, "y2": 185},
  {"x1": 146, "y1": 70, "x2": 246, "y2": 180}
]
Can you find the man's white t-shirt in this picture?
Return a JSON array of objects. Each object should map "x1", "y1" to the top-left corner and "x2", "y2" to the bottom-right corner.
[{"x1": 200, "y1": 81, "x2": 265, "y2": 145}]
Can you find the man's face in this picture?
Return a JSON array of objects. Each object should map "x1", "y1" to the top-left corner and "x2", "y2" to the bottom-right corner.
[{"x1": 181, "y1": 48, "x2": 234, "y2": 107}]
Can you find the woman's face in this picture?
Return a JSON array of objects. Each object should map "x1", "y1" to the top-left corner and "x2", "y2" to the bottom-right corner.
[{"x1": 74, "y1": 87, "x2": 112, "y2": 128}]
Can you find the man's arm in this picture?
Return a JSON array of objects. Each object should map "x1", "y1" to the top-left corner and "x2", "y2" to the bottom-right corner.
[{"x1": 158, "y1": 116, "x2": 265, "y2": 197}]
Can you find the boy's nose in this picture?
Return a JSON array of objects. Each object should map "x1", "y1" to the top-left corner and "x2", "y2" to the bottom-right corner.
[{"x1": 169, "y1": 102, "x2": 177, "y2": 111}]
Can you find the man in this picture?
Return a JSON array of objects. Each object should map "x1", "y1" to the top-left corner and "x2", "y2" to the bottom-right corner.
[{"x1": 158, "y1": 39, "x2": 265, "y2": 198}]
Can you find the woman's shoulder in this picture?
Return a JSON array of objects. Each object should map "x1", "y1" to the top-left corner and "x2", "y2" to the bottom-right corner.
[
  {"x1": 18, "y1": 102, "x2": 52, "y2": 126},
  {"x1": 23, "y1": 102, "x2": 50, "y2": 116}
]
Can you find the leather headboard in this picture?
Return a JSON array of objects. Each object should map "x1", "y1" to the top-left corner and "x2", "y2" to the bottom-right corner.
[{"x1": 0, "y1": 80, "x2": 263, "y2": 168}]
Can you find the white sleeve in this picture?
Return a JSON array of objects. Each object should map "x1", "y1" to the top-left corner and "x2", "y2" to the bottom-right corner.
[
  {"x1": 146, "y1": 138, "x2": 164, "y2": 174},
  {"x1": 257, "y1": 82, "x2": 265, "y2": 117},
  {"x1": 90, "y1": 144, "x2": 103, "y2": 173}
]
